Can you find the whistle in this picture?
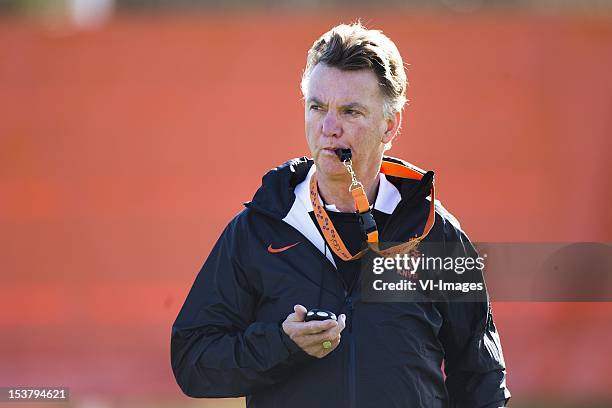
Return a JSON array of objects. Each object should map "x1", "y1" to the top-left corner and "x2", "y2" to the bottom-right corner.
[{"x1": 335, "y1": 148, "x2": 352, "y2": 162}]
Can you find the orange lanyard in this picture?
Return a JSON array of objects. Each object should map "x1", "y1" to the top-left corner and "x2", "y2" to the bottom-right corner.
[{"x1": 309, "y1": 161, "x2": 436, "y2": 261}]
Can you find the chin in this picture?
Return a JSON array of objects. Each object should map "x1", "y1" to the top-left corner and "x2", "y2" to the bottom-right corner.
[{"x1": 315, "y1": 156, "x2": 347, "y2": 177}]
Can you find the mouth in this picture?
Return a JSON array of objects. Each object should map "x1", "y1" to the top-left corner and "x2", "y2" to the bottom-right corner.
[
  {"x1": 322, "y1": 146, "x2": 348, "y2": 153},
  {"x1": 321, "y1": 147, "x2": 351, "y2": 162},
  {"x1": 321, "y1": 148, "x2": 342, "y2": 159}
]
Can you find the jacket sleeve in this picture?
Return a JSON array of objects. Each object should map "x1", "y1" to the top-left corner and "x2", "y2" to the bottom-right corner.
[
  {"x1": 435, "y1": 218, "x2": 511, "y2": 408},
  {"x1": 171, "y1": 212, "x2": 311, "y2": 398}
]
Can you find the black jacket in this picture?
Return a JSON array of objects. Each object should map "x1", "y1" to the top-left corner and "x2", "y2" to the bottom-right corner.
[{"x1": 171, "y1": 157, "x2": 511, "y2": 408}]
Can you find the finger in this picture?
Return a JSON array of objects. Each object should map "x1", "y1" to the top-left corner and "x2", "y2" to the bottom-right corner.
[
  {"x1": 328, "y1": 334, "x2": 341, "y2": 349},
  {"x1": 293, "y1": 304, "x2": 307, "y2": 321},
  {"x1": 300, "y1": 319, "x2": 338, "y2": 334},
  {"x1": 303, "y1": 342, "x2": 331, "y2": 358},
  {"x1": 317, "y1": 315, "x2": 345, "y2": 338},
  {"x1": 289, "y1": 321, "x2": 334, "y2": 337},
  {"x1": 296, "y1": 329, "x2": 341, "y2": 347},
  {"x1": 284, "y1": 312, "x2": 297, "y2": 323},
  {"x1": 338, "y1": 314, "x2": 346, "y2": 332},
  {"x1": 325, "y1": 334, "x2": 341, "y2": 352},
  {"x1": 304, "y1": 335, "x2": 341, "y2": 358},
  {"x1": 286, "y1": 305, "x2": 307, "y2": 322}
]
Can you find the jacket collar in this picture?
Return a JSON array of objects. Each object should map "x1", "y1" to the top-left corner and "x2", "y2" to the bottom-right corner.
[
  {"x1": 246, "y1": 156, "x2": 434, "y2": 266},
  {"x1": 282, "y1": 163, "x2": 402, "y2": 266},
  {"x1": 294, "y1": 164, "x2": 401, "y2": 215}
]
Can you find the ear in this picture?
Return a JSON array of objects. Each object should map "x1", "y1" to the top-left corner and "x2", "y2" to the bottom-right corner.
[{"x1": 382, "y1": 110, "x2": 402, "y2": 145}]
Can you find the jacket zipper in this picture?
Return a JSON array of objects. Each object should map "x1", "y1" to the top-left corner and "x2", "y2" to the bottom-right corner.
[
  {"x1": 346, "y1": 295, "x2": 356, "y2": 408},
  {"x1": 277, "y1": 216, "x2": 359, "y2": 406}
]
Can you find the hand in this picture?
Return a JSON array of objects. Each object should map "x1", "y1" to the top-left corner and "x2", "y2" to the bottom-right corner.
[{"x1": 282, "y1": 304, "x2": 346, "y2": 358}]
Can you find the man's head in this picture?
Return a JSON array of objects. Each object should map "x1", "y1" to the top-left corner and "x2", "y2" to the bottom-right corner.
[
  {"x1": 302, "y1": 22, "x2": 407, "y2": 120},
  {"x1": 302, "y1": 22, "x2": 408, "y2": 180}
]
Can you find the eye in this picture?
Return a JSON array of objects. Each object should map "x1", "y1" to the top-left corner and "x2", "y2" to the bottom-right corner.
[
  {"x1": 345, "y1": 109, "x2": 362, "y2": 116},
  {"x1": 309, "y1": 104, "x2": 322, "y2": 111}
]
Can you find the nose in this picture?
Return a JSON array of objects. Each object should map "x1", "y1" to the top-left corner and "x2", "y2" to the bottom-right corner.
[{"x1": 322, "y1": 111, "x2": 342, "y2": 138}]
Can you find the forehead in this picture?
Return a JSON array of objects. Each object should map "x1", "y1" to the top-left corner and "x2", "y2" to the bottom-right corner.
[{"x1": 306, "y1": 64, "x2": 384, "y2": 105}]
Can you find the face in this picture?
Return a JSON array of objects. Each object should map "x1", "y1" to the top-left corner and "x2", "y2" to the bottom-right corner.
[{"x1": 304, "y1": 63, "x2": 400, "y2": 181}]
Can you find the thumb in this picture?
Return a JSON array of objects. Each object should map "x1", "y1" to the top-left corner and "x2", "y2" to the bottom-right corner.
[
  {"x1": 293, "y1": 304, "x2": 307, "y2": 321},
  {"x1": 338, "y1": 314, "x2": 347, "y2": 330}
]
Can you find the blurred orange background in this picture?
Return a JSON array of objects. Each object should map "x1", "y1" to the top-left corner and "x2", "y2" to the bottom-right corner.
[{"x1": 1, "y1": 7, "x2": 612, "y2": 407}]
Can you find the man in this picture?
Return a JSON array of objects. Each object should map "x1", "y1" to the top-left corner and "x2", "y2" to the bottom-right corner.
[{"x1": 171, "y1": 23, "x2": 510, "y2": 407}]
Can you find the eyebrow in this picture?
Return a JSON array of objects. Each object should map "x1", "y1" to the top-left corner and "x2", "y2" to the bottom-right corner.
[{"x1": 307, "y1": 98, "x2": 369, "y2": 113}]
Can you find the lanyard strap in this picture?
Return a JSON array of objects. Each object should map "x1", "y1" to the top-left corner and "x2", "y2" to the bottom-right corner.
[{"x1": 309, "y1": 161, "x2": 436, "y2": 261}]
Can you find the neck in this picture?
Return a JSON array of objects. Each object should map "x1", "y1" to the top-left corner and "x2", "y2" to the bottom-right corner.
[{"x1": 316, "y1": 167, "x2": 380, "y2": 213}]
